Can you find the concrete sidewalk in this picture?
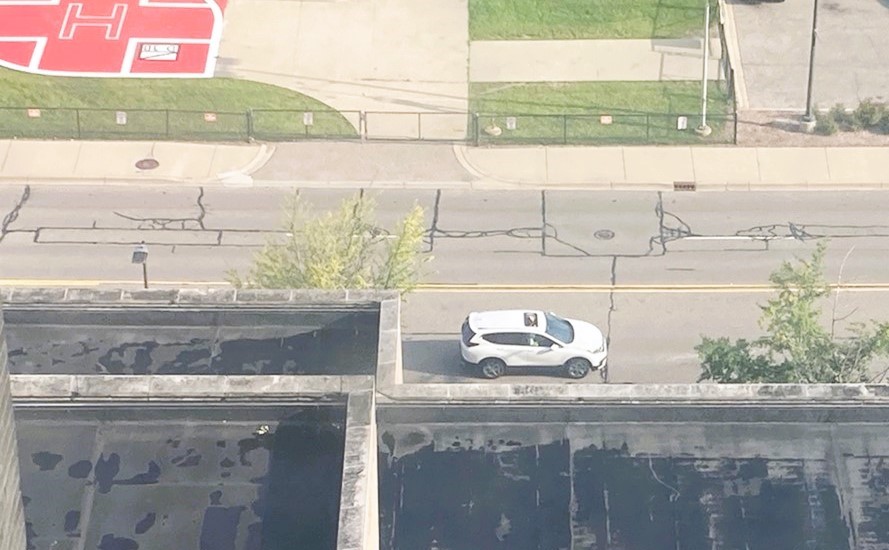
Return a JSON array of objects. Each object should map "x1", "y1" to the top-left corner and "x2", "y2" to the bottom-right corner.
[
  {"x1": 454, "y1": 145, "x2": 889, "y2": 190},
  {"x1": 1, "y1": 139, "x2": 888, "y2": 191},
  {"x1": 470, "y1": 38, "x2": 721, "y2": 83},
  {"x1": 0, "y1": 140, "x2": 271, "y2": 185}
]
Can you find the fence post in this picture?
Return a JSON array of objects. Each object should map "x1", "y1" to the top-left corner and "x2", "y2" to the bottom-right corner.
[
  {"x1": 472, "y1": 112, "x2": 480, "y2": 147},
  {"x1": 75, "y1": 109, "x2": 81, "y2": 139},
  {"x1": 646, "y1": 115, "x2": 651, "y2": 141},
  {"x1": 246, "y1": 109, "x2": 254, "y2": 141},
  {"x1": 359, "y1": 111, "x2": 366, "y2": 141},
  {"x1": 165, "y1": 110, "x2": 170, "y2": 138},
  {"x1": 562, "y1": 115, "x2": 568, "y2": 144},
  {"x1": 733, "y1": 111, "x2": 738, "y2": 144}
]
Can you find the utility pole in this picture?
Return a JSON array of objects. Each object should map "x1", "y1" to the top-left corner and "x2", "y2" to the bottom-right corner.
[
  {"x1": 802, "y1": 0, "x2": 820, "y2": 126},
  {"x1": 696, "y1": 0, "x2": 712, "y2": 136}
]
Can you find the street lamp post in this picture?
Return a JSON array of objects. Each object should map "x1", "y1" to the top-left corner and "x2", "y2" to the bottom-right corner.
[
  {"x1": 131, "y1": 242, "x2": 149, "y2": 289},
  {"x1": 696, "y1": 0, "x2": 712, "y2": 136},
  {"x1": 802, "y1": 0, "x2": 820, "y2": 125}
]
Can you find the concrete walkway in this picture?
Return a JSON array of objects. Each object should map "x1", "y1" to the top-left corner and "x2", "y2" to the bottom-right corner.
[
  {"x1": 2, "y1": 139, "x2": 888, "y2": 191},
  {"x1": 217, "y1": 0, "x2": 469, "y2": 123},
  {"x1": 0, "y1": 140, "x2": 271, "y2": 185},
  {"x1": 470, "y1": 39, "x2": 721, "y2": 82}
]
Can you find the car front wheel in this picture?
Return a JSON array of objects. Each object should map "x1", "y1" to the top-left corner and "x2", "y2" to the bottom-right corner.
[
  {"x1": 479, "y1": 358, "x2": 506, "y2": 379},
  {"x1": 565, "y1": 358, "x2": 591, "y2": 379}
]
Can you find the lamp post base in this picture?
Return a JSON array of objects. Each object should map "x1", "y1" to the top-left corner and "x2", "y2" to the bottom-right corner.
[
  {"x1": 694, "y1": 124, "x2": 712, "y2": 137},
  {"x1": 800, "y1": 115, "x2": 817, "y2": 134}
]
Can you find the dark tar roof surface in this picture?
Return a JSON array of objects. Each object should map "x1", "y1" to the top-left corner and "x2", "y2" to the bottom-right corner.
[
  {"x1": 379, "y1": 421, "x2": 889, "y2": 550},
  {"x1": 16, "y1": 405, "x2": 346, "y2": 550},
  {"x1": 4, "y1": 308, "x2": 378, "y2": 375}
]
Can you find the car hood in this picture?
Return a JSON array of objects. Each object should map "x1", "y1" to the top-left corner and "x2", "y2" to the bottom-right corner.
[{"x1": 568, "y1": 319, "x2": 605, "y2": 351}]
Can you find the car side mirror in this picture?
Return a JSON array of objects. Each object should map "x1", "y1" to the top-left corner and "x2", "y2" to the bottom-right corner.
[{"x1": 550, "y1": 343, "x2": 561, "y2": 349}]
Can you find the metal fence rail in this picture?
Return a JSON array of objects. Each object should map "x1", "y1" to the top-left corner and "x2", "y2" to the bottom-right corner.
[{"x1": 0, "y1": 107, "x2": 738, "y2": 145}]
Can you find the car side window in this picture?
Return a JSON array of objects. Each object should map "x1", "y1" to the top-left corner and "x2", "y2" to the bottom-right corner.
[
  {"x1": 529, "y1": 334, "x2": 556, "y2": 347},
  {"x1": 483, "y1": 332, "x2": 528, "y2": 346}
]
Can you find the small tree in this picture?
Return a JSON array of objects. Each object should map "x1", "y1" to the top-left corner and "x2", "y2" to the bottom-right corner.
[
  {"x1": 228, "y1": 192, "x2": 429, "y2": 292},
  {"x1": 697, "y1": 242, "x2": 889, "y2": 383}
]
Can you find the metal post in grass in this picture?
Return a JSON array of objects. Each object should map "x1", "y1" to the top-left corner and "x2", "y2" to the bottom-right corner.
[
  {"x1": 75, "y1": 109, "x2": 82, "y2": 139},
  {"x1": 801, "y1": 0, "x2": 819, "y2": 130},
  {"x1": 695, "y1": 0, "x2": 712, "y2": 137},
  {"x1": 562, "y1": 115, "x2": 568, "y2": 144}
]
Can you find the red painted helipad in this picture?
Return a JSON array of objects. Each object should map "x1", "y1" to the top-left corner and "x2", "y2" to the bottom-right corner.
[{"x1": 0, "y1": 0, "x2": 226, "y2": 77}]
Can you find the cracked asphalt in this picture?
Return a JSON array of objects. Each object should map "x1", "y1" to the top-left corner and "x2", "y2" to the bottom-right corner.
[{"x1": 3, "y1": 185, "x2": 889, "y2": 383}]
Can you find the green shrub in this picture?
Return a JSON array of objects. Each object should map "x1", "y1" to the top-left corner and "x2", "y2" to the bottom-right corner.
[
  {"x1": 815, "y1": 109, "x2": 837, "y2": 135},
  {"x1": 828, "y1": 103, "x2": 859, "y2": 131},
  {"x1": 854, "y1": 98, "x2": 886, "y2": 129}
]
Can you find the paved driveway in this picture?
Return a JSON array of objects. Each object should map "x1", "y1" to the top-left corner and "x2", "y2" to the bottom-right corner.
[{"x1": 731, "y1": 0, "x2": 889, "y2": 109}]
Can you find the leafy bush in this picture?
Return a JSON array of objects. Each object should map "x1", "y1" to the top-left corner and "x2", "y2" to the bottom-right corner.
[
  {"x1": 814, "y1": 109, "x2": 837, "y2": 135},
  {"x1": 854, "y1": 98, "x2": 886, "y2": 129},
  {"x1": 829, "y1": 103, "x2": 859, "y2": 131}
]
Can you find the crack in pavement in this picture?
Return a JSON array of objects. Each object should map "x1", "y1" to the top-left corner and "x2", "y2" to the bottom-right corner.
[
  {"x1": 111, "y1": 187, "x2": 207, "y2": 231},
  {"x1": 736, "y1": 223, "x2": 889, "y2": 241},
  {"x1": 0, "y1": 185, "x2": 31, "y2": 244}
]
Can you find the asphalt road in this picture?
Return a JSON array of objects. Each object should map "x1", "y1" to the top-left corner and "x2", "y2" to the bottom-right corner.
[{"x1": 3, "y1": 185, "x2": 889, "y2": 383}]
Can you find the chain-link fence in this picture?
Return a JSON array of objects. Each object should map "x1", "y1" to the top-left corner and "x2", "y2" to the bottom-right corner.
[
  {"x1": 0, "y1": 107, "x2": 362, "y2": 141},
  {"x1": 0, "y1": 107, "x2": 737, "y2": 144},
  {"x1": 472, "y1": 112, "x2": 737, "y2": 145}
]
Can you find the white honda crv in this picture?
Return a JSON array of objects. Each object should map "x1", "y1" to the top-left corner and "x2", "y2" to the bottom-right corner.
[{"x1": 460, "y1": 310, "x2": 607, "y2": 379}]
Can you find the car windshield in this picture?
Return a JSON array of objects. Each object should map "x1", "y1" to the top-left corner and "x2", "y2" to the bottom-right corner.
[{"x1": 544, "y1": 312, "x2": 574, "y2": 343}]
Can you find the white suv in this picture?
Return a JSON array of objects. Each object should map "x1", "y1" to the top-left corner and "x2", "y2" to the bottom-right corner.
[{"x1": 460, "y1": 310, "x2": 607, "y2": 379}]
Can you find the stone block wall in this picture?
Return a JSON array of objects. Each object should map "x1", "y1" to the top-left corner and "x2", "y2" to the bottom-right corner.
[{"x1": 0, "y1": 304, "x2": 26, "y2": 550}]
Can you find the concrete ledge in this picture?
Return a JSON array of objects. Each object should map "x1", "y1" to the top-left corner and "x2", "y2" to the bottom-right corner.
[
  {"x1": 337, "y1": 390, "x2": 379, "y2": 550},
  {"x1": 9, "y1": 375, "x2": 371, "y2": 400},
  {"x1": 2, "y1": 287, "x2": 395, "y2": 307},
  {"x1": 376, "y1": 298, "x2": 403, "y2": 389},
  {"x1": 378, "y1": 383, "x2": 889, "y2": 404}
]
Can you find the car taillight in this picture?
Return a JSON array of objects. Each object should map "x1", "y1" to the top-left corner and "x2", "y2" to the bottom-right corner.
[{"x1": 462, "y1": 320, "x2": 478, "y2": 346}]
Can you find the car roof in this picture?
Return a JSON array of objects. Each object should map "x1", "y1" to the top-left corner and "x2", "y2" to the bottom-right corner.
[{"x1": 468, "y1": 310, "x2": 546, "y2": 332}]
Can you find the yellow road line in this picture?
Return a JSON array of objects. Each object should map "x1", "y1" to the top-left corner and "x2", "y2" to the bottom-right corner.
[{"x1": 3, "y1": 279, "x2": 889, "y2": 294}]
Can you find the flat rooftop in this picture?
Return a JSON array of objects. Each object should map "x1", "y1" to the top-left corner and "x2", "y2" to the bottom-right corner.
[
  {"x1": 6, "y1": 289, "x2": 889, "y2": 550},
  {"x1": 4, "y1": 306, "x2": 379, "y2": 376},
  {"x1": 378, "y1": 421, "x2": 889, "y2": 550},
  {"x1": 15, "y1": 404, "x2": 346, "y2": 550}
]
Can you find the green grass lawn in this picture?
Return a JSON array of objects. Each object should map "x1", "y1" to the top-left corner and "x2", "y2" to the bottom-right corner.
[
  {"x1": 0, "y1": 68, "x2": 357, "y2": 140},
  {"x1": 469, "y1": 0, "x2": 716, "y2": 40},
  {"x1": 471, "y1": 81, "x2": 733, "y2": 144}
]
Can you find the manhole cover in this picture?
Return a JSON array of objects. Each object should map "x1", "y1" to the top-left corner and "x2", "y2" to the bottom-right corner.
[
  {"x1": 594, "y1": 229, "x2": 615, "y2": 240},
  {"x1": 135, "y1": 158, "x2": 159, "y2": 170}
]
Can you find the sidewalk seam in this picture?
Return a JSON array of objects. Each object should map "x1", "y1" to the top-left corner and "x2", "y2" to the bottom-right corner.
[
  {"x1": 71, "y1": 141, "x2": 83, "y2": 175},
  {"x1": 0, "y1": 141, "x2": 11, "y2": 172}
]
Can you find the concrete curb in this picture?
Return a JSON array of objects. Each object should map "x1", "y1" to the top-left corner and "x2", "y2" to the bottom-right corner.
[{"x1": 216, "y1": 143, "x2": 276, "y2": 185}]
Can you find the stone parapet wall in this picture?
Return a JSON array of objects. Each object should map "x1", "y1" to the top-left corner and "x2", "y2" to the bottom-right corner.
[{"x1": 0, "y1": 304, "x2": 26, "y2": 550}]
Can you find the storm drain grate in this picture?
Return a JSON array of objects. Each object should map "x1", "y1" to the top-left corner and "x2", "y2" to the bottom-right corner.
[{"x1": 674, "y1": 181, "x2": 696, "y2": 191}]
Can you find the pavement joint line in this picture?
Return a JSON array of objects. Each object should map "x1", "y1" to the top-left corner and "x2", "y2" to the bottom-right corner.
[{"x1": 4, "y1": 280, "x2": 889, "y2": 293}]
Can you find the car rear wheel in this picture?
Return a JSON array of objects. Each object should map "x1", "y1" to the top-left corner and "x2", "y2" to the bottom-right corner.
[
  {"x1": 565, "y1": 358, "x2": 591, "y2": 379},
  {"x1": 480, "y1": 358, "x2": 506, "y2": 379}
]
